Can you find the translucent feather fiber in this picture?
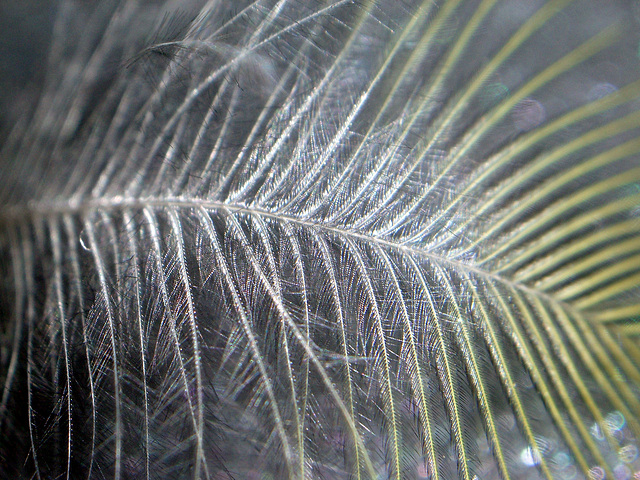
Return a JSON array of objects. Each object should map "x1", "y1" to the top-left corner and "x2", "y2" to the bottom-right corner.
[{"x1": 1, "y1": 1, "x2": 639, "y2": 478}]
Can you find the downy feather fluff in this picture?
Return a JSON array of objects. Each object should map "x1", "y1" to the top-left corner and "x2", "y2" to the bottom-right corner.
[{"x1": 1, "y1": 0, "x2": 640, "y2": 478}]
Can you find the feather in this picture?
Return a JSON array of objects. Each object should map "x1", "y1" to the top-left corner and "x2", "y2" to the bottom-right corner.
[{"x1": 1, "y1": 0, "x2": 640, "y2": 478}]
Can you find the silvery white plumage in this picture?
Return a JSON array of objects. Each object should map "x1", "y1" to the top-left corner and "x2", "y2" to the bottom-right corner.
[{"x1": 1, "y1": 1, "x2": 639, "y2": 479}]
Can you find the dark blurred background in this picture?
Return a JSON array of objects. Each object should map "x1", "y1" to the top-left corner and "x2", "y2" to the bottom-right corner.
[{"x1": 0, "y1": 0, "x2": 56, "y2": 140}]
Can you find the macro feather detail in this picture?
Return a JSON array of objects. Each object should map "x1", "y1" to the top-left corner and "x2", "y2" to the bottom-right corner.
[{"x1": 1, "y1": 0, "x2": 640, "y2": 479}]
